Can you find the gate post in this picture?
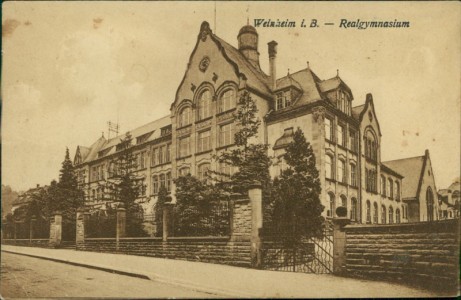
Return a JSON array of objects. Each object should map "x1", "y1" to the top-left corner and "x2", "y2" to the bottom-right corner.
[
  {"x1": 49, "y1": 212, "x2": 62, "y2": 248},
  {"x1": 116, "y1": 205, "x2": 126, "y2": 251},
  {"x1": 248, "y1": 181, "x2": 263, "y2": 268},
  {"x1": 76, "y1": 208, "x2": 89, "y2": 244},
  {"x1": 162, "y1": 203, "x2": 174, "y2": 242},
  {"x1": 332, "y1": 216, "x2": 350, "y2": 274}
]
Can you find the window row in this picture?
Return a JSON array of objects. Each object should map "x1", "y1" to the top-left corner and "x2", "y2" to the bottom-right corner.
[
  {"x1": 325, "y1": 155, "x2": 358, "y2": 187},
  {"x1": 365, "y1": 201, "x2": 403, "y2": 224},
  {"x1": 380, "y1": 175, "x2": 401, "y2": 200},
  {"x1": 327, "y1": 193, "x2": 359, "y2": 221},
  {"x1": 152, "y1": 172, "x2": 172, "y2": 194},
  {"x1": 178, "y1": 123, "x2": 235, "y2": 158},
  {"x1": 324, "y1": 118, "x2": 358, "y2": 152},
  {"x1": 177, "y1": 163, "x2": 235, "y2": 181},
  {"x1": 178, "y1": 89, "x2": 236, "y2": 128},
  {"x1": 151, "y1": 144, "x2": 171, "y2": 166}
]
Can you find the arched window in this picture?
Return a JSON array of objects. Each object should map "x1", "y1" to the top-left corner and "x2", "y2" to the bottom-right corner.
[
  {"x1": 366, "y1": 200, "x2": 371, "y2": 223},
  {"x1": 338, "y1": 159, "x2": 346, "y2": 183},
  {"x1": 197, "y1": 90, "x2": 212, "y2": 121},
  {"x1": 198, "y1": 163, "x2": 211, "y2": 182},
  {"x1": 178, "y1": 106, "x2": 191, "y2": 127},
  {"x1": 364, "y1": 129, "x2": 378, "y2": 161},
  {"x1": 389, "y1": 206, "x2": 394, "y2": 224},
  {"x1": 381, "y1": 175, "x2": 386, "y2": 196},
  {"x1": 381, "y1": 205, "x2": 386, "y2": 224},
  {"x1": 327, "y1": 193, "x2": 335, "y2": 217},
  {"x1": 396, "y1": 208, "x2": 401, "y2": 224},
  {"x1": 388, "y1": 178, "x2": 394, "y2": 199},
  {"x1": 351, "y1": 198, "x2": 358, "y2": 221},
  {"x1": 426, "y1": 187, "x2": 434, "y2": 221},
  {"x1": 340, "y1": 195, "x2": 347, "y2": 210},
  {"x1": 395, "y1": 181, "x2": 400, "y2": 200},
  {"x1": 219, "y1": 89, "x2": 235, "y2": 113},
  {"x1": 373, "y1": 202, "x2": 379, "y2": 224},
  {"x1": 325, "y1": 155, "x2": 334, "y2": 179},
  {"x1": 152, "y1": 175, "x2": 159, "y2": 194}
]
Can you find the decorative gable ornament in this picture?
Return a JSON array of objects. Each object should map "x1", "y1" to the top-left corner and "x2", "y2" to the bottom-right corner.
[
  {"x1": 200, "y1": 21, "x2": 211, "y2": 42},
  {"x1": 199, "y1": 56, "x2": 210, "y2": 72}
]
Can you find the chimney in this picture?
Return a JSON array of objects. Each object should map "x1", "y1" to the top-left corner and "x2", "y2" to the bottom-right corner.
[{"x1": 268, "y1": 41, "x2": 278, "y2": 90}]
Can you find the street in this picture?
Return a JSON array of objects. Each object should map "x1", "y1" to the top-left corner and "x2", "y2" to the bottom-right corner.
[{"x1": 1, "y1": 252, "x2": 218, "y2": 298}]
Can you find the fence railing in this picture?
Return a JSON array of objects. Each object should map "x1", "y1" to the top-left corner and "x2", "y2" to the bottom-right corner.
[
  {"x1": 86, "y1": 212, "x2": 116, "y2": 238},
  {"x1": 171, "y1": 201, "x2": 230, "y2": 237}
]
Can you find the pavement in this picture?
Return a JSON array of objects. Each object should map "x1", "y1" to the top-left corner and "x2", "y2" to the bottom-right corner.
[{"x1": 1, "y1": 245, "x2": 440, "y2": 298}]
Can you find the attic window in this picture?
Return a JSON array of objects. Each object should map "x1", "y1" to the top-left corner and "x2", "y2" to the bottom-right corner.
[
  {"x1": 136, "y1": 133, "x2": 151, "y2": 145},
  {"x1": 161, "y1": 125, "x2": 172, "y2": 136},
  {"x1": 276, "y1": 90, "x2": 291, "y2": 110}
]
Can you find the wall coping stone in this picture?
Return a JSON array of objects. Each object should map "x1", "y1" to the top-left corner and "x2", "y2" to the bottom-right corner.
[
  {"x1": 168, "y1": 236, "x2": 230, "y2": 242},
  {"x1": 345, "y1": 219, "x2": 459, "y2": 232}
]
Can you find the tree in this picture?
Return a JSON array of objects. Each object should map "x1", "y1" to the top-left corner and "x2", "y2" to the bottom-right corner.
[
  {"x1": 216, "y1": 91, "x2": 272, "y2": 195},
  {"x1": 100, "y1": 132, "x2": 147, "y2": 237},
  {"x1": 173, "y1": 174, "x2": 221, "y2": 236},
  {"x1": 271, "y1": 128, "x2": 325, "y2": 242},
  {"x1": 57, "y1": 148, "x2": 85, "y2": 220}
]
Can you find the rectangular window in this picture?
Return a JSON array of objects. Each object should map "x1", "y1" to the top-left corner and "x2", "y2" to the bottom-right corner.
[
  {"x1": 166, "y1": 172, "x2": 171, "y2": 192},
  {"x1": 284, "y1": 90, "x2": 291, "y2": 107},
  {"x1": 197, "y1": 130, "x2": 211, "y2": 152},
  {"x1": 350, "y1": 164, "x2": 357, "y2": 187},
  {"x1": 160, "y1": 174, "x2": 166, "y2": 189},
  {"x1": 337, "y1": 124, "x2": 345, "y2": 146},
  {"x1": 276, "y1": 93, "x2": 283, "y2": 110},
  {"x1": 158, "y1": 146, "x2": 164, "y2": 164},
  {"x1": 325, "y1": 118, "x2": 333, "y2": 141},
  {"x1": 166, "y1": 144, "x2": 171, "y2": 162},
  {"x1": 152, "y1": 148, "x2": 158, "y2": 166},
  {"x1": 338, "y1": 160, "x2": 346, "y2": 183},
  {"x1": 152, "y1": 176, "x2": 159, "y2": 194},
  {"x1": 219, "y1": 123, "x2": 234, "y2": 147},
  {"x1": 178, "y1": 136, "x2": 190, "y2": 158},
  {"x1": 140, "y1": 152, "x2": 145, "y2": 169}
]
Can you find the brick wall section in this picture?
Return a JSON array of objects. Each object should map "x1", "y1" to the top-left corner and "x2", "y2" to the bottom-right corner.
[
  {"x1": 77, "y1": 237, "x2": 251, "y2": 267},
  {"x1": 2, "y1": 239, "x2": 51, "y2": 248},
  {"x1": 344, "y1": 219, "x2": 459, "y2": 291}
]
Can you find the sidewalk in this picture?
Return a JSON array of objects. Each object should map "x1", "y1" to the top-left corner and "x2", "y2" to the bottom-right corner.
[{"x1": 2, "y1": 245, "x2": 438, "y2": 298}]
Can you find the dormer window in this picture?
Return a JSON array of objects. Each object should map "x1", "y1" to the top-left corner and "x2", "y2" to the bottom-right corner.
[
  {"x1": 337, "y1": 90, "x2": 351, "y2": 116},
  {"x1": 276, "y1": 90, "x2": 291, "y2": 110}
]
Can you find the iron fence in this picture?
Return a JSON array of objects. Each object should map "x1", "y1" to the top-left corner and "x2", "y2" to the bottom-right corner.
[
  {"x1": 86, "y1": 211, "x2": 116, "y2": 238},
  {"x1": 172, "y1": 201, "x2": 230, "y2": 237}
]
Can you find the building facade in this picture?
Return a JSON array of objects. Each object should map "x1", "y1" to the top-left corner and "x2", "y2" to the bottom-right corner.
[
  {"x1": 438, "y1": 180, "x2": 460, "y2": 219},
  {"x1": 74, "y1": 21, "x2": 413, "y2": 225}
]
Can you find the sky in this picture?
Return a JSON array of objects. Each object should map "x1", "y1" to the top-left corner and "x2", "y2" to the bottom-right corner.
[{"x1": 2, "y1": 1, "x2": 460, "y2": 192}]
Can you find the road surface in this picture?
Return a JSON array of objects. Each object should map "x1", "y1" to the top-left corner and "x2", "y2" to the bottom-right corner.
[{"x1": 1, "y1": 252, "x2": 219, "y2": 298}]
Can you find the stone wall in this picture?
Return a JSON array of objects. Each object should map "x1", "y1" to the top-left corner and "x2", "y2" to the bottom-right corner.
[
  {"x1": 76, "y1": 197, "x2": 256, "y2": 268},
  {"x1": 77, "y1": 237, "x2": 251, "y2": 267},
  {"x1": 2, "y1": 239, "x2": 51, "y2": 248},
  {"x1": 344, "y1": 219, "x2": 459, "y2": 291}
]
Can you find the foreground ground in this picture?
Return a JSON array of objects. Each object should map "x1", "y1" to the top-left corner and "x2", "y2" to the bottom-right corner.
[
  {"x1": 1, "y1": 252, "x2": 216, "y2": 298},
  {"x1": 2, "y1": 245, "x2": 447, "y2": 298}
]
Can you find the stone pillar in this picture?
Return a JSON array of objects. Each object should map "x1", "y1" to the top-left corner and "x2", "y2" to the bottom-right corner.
[
  {"x1": 116, "y1": 206, "x2": 126, "y2": 251},
  {"x1": 332, "y1": 217, "x2": 350, "y2": 274},
  {"x1": 163, "y1": 203, "x2": 174, "y2": 242},
  {"x1": 248, "y1": 182, "x2": 263, "y2": 268},
  {"x1": 76, "y1": 208, "x2": 89, "y2": 243},
  {"x1": 14, "y1": 221, "x2": 17, "y2": 241},
  {"x1": 49, "y1": 212, "x2": 62, "y2": 248}
]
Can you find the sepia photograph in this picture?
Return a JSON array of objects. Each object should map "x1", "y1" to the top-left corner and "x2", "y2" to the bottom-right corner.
[{"x1": 1, "y1": 1, "x2": 460, "y2": 298}]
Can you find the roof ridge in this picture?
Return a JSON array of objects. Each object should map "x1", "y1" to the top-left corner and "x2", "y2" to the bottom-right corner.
[{"x1": 383, "y1": 156, "x2": 425, "y2": 164}]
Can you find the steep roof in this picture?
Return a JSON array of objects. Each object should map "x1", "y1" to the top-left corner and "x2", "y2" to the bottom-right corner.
[
  {"x1": 383, "y1": 155, "x2": 425, "y2": 199},
  {"x1": 352, "y1": 104, "x2": 366, "y2": 121},
  {"x1": 212, "y1": 35, "x2": 272, "y2": 96},
  {"x1": 318, "y1": 76, "x2": 352, "y2": 97},
  {"x1": 275, "y1": 74, "x2": 303, "y2": 91},
  {"x1": 78, "y1": 115, "x2": 171, "y2": 165},
  {"x1": 78, "y1": 146, "x2": 90, "y2": 161},
  {"x1": 273, "y1": 128, "x2": 294, "y2": 150}
]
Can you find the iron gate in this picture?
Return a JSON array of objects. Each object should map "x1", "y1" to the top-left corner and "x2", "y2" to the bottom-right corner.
[{"x1": 261, "y1": 221, "x2": 333, "y2": 274}]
